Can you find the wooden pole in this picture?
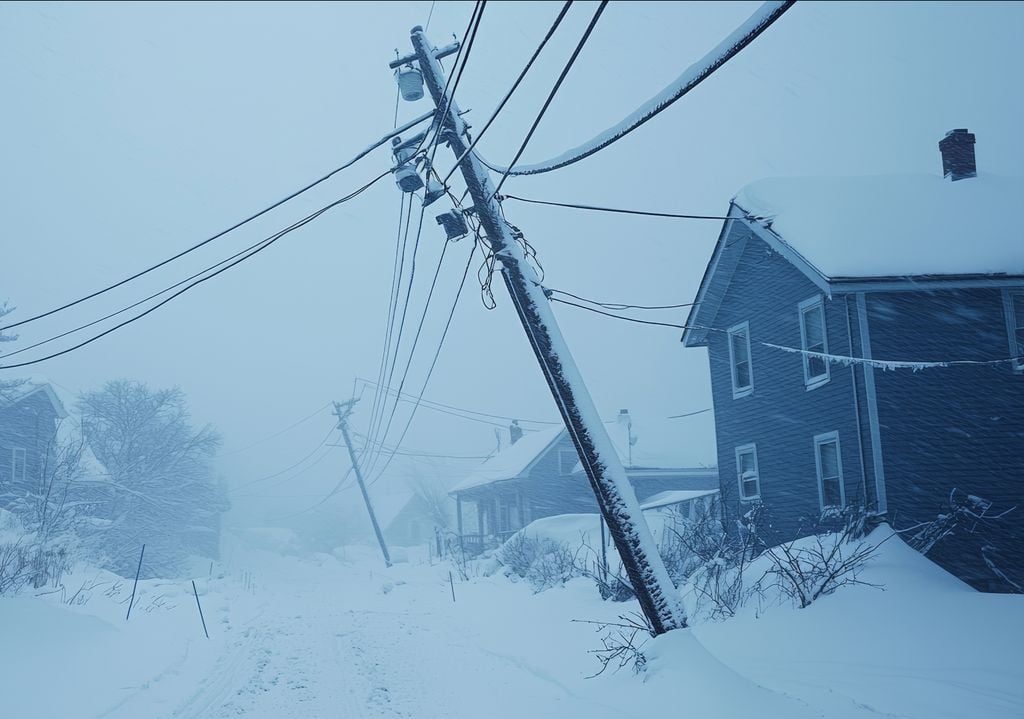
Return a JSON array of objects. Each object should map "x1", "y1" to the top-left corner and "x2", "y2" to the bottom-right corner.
[
  {"x1": 125, "y1": 543, "x2": 145, "y2": 622},
  {"x1": 192, "y1": 580, "x2": 210, "y2": 639},
  {"x1": 335, "y1": 400, "x2": 392, "y2": 568}
]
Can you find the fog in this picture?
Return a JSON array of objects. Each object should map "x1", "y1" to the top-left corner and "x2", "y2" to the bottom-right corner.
[{"x1": 2, "y1": 3, "x2": 1023, "y2": 718}]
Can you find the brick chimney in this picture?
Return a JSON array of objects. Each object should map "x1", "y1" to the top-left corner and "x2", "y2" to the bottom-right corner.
[
  {"x1": 509, "y1": 420, "x2": 523, "y2": 445},
  {"x1": 939, "y1": 129, "x2": 976, "y2": 181}
]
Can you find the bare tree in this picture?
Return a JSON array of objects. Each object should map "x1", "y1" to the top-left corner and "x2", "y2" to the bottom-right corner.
[{"x1": 79, "y1": 380, "x2": 225, "y2": 578}]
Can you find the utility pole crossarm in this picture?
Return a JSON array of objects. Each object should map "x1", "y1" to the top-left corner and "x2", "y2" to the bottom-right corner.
[
  {"x1": 404, "y1": 26, "x2": 686, "y2": 634},
  {"x1": 334, "y1": 400, "x2": 392, "y2": 569}
]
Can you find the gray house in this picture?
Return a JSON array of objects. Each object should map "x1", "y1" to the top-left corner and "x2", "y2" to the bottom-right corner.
[
  {"x1": 0, "y1": 380, "x2": 68, "y2": 507},
  {"x1": 450, "y1": 413, "x2": 718, "y2": 556},
  {"x1": 682, "y1": 130, "x2": 1023, "y2": 591}
]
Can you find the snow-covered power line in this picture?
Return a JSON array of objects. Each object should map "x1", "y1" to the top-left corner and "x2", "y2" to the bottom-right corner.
[
  {"x1": 477, "y1": 1, "x2": 795, "y2": 177},
  {"x1": 439, "y1": 1, "x2": 574, "y2": 188},
  {"x1": 491, "y1": 1, "x2": 609, "y2": 196},
  {"x1": 550, "y1": 296, "x2": 1024, "y2": 371}
]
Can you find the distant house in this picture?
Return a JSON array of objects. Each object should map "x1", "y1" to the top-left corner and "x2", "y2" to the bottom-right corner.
[
  {"x1": 0, "y1": 379, "x2": 112, "y2": 520},
  {"x1": 449, "y1": 411, "x2": 718, "y2": 556},
  {"x1": 0, "y1": 380, "x2": 68, "y2": 508},
  {"x1": 682, "y1": 130, "x2": 1023, "y2": 591}
]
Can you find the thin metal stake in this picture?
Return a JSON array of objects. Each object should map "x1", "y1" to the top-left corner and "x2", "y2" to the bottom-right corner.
[
  {"x1": 192, "y1": 580, "x2": 210, "y2": 639},
  {"x1": 125, "y1": 544, "x2": 145, "y2": 622},
  {"x1": 449, "y1": 570, "x2": 456, "y2": 602}
]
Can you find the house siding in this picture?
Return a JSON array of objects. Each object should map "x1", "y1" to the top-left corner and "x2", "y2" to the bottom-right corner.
[
  {"x1": 0, "y1": 391, "x2": 60, "y2": 504},
  {"x1": 706, "y1": 226, "x2": 868, "y2": 544},
  {"x1": 864, "y1": 287, "x2": 1024, "y2": 590}
]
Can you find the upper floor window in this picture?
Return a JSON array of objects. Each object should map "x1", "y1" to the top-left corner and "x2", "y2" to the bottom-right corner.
[
  {"x1": 735, "y1": 443, "x2": 760, "y2": 501},
  {"x1": 813, "y1": 431, "x2": 845, "y2": 510},
  {"x1": 1004, "y1": 290, "x2": 1024, "y2": 372},
  {"x1": 799, "y1": 296, "x2": 830, "y2": 388},
  {"x1": 728, "y1": 321, "x2": 753, "y2": 398},
  {"x1": 11, "y1": 447, "x2": 27, "y2": 484},
  {"x1": 558, "y1": 448, "x2": 579, "y2": 475}
]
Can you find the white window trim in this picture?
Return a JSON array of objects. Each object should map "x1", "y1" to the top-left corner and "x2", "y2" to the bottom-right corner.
[
  {"x1": 734, "y1": 443, "x2": 760, "y2": 502},
  {"x1": 1002, "y1": 289, "x2": 1024, "y2": 372},
  {"x1": 798, "y1": 295, "x2": 831, "y2": 389},
  {"x1": 813, "y1": 431, "x2": 845, "y2": 511},
  {"x1": 11, "y1": 447, "x2": 27, "y2": 484},
  {"x1": 727, "y1": 321, "x2": 754, "y2": 398}
]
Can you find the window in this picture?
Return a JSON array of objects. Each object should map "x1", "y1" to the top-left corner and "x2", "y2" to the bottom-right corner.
[
  {"x1": 728, "y1": 322, "x2": 753, "y2": 397},
  {"x1": 735, "y1": 444, "x2": 760, "y2": 501},
  {"x1": 799, "y1": 296, "x2": 830, "y2": 388},
  {"x1": 1004, "y1": 290, "x2": 1024, "y2": 372},
  {"x1": 11, "y1": 447, "x2": 27, "y2": 484},
  {"x1": 814, "y1": 432, "x2": 845, "y2": 510},
  {"x1": 558, "y1": 449, "x2": 579, "y2": 475}
]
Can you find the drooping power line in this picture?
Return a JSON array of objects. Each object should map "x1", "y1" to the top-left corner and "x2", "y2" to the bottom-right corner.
[{"x1": 477, "y1": 1, "x2": 795, "y2": 177}]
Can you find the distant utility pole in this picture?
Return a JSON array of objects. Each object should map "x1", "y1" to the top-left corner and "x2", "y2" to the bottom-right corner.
[
  {"x1": 389, "y1": 26, "x2": 686, "y2": 634},
  {"x1": 334, "y1": 399, "x2": 392, "y2": 568}
]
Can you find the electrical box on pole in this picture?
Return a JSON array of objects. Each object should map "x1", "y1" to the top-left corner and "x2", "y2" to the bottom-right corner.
[{"x1": 391, "y1": 26, "x2": 687, "y2": 634}]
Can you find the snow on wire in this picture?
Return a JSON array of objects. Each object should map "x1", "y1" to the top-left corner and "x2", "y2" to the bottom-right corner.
[
  {"x1": 476, "y1": 1, "x2": 795, "y2": 177},
  {"x1": 548, "y1": 296, "x2": 1024, "y2": 372}
]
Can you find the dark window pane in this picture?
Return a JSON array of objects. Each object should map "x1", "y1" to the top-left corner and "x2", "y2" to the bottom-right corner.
[
  {"x1": 822, "y1": 477, "x2": 842, "y2": 507},
  {"x1": 819, "y1": 441, "x2": 839, "y2": 478}
]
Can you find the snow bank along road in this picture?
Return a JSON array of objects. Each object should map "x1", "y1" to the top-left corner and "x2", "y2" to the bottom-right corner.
[{"x1": 3, "y1": 531, "x2": 1022, "y2": 718}]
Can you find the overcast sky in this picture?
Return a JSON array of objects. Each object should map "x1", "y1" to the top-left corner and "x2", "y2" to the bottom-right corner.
[{"x1": 2, "y1": 1, "x2": 1022, "y2": 527}]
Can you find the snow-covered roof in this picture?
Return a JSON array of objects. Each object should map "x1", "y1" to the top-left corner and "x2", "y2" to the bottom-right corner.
[
  {"x1": 449, "y1": 425, "x2": 565, "y2": 494},
  {"x1": 0, "y1": 378, "x2": 68, "y2": 418},
  {"x1": 639, "y1": 489, "x2": 718, "y2": 511},
  {"x1": 733, "y1": 173, "x2": 1024, "y2": 279}
]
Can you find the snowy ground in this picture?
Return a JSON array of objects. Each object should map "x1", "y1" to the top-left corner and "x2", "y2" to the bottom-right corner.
[{"x1": 2, "y1": 528, "x2": 1022, "y2": 719}]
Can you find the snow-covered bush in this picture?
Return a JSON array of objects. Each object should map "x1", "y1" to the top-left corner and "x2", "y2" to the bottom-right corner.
[
  {"x1": 0, "y1": 509, "x2": 73, "y2": 596},
  {"x1": 496, "y1": 532, "x2": 585, "y2": 592},
  {"x1": 755, "y1": 529, "x2": 882, "y2": 610},
  {"x1": 899, "y1": 489, "x2": 1020, "y2": 592}
]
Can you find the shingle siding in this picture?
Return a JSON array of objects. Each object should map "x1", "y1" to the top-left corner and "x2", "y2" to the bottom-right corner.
[{"x1": 707, "y1": 226, "x2": 868, "y2": 544}]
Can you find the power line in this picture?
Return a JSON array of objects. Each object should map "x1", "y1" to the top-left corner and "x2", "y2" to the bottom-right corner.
[
  {"x1": 477, "y1": 1, "x2": 795, "y2": 177},
  {"x1": 551, "y1": 295, "x2": 1024, "y2": 370},
  {"x1": 668, "y1": 408, "x2": 713, "y2": 419},
  {"x1": 216, "y1": 403, "x2": 333, "y2": 457},
  {"x1": 364, "y1": 205, "x2": 431, "y2": 477},
  {"x1": 440, "y1": 1, "x2": 574, "y2": 188},
  {"x1": 427, "y1": 0, "x2": 486, "y2": 168},
  {"x1": 353, "y1": 376, "x2": 559, "y2": 426},
  {"x1": 499, "y1": 193, "x2": 740, "y2": 221},
  {"x1": 364, "y1": 194, "x2": 415, "y2": 467},
  {"x1": 547, "y1": 288, "x2": 696, "y2": 311},
  {"x1": 0, "y1": 171, "x2": 389, "y2": 370},
  {"x1": 364, "y1": 1, "x2": 484, "y2": 468},
  {"x1": 349, "y1": 431, "x2": 488, "y2": 460},
  {"x1": 0, "y1": 112, "x2": 434, "y2": 334},
  {"x1": 425, "y1": 0, "x2": 437, "y2": 30},
  {"x1": 227, "y1": 425, "x2": 338, "y2": 494},
  {"x1": 492, "y1": 0, "x2": 608, "y2": 196},
  {"x1": 363, "y1": 211, "x2": 452, "y2": 477},
  {"x1": 366, "y1": 236, "x2": 480, "y2": 488}
]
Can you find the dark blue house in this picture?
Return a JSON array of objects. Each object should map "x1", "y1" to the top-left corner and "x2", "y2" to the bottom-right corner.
[{"x1": 682, "y1": 131, "x2": 1023, "y2": 591}]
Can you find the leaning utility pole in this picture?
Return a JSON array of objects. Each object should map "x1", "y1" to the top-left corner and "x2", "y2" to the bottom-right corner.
[
  {"x1": 390, "y1": 27, "x2": 686, "y2": 634},
  {"x1": 334, "y1": 399, "x2": 392, "y2": 568}
]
